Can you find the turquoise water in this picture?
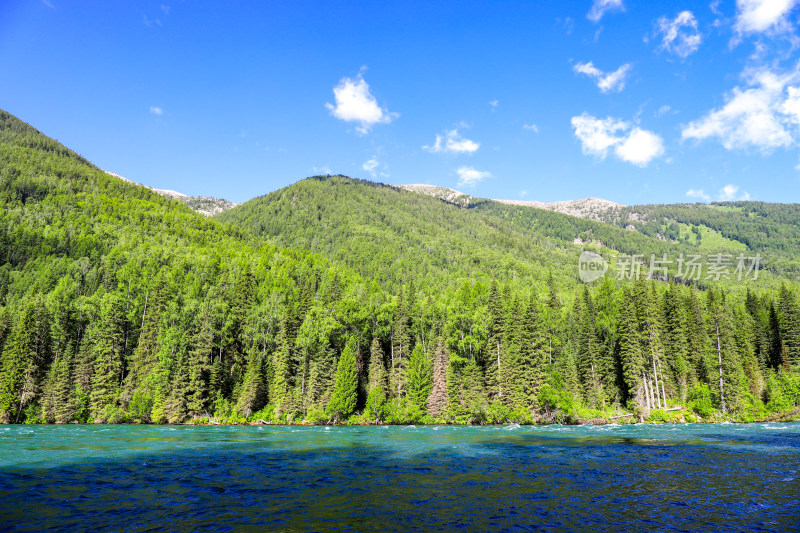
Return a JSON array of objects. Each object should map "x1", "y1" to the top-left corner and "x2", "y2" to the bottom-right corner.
[{"x1": 1, "y1": 423, "x2": 798, "y2": 531}]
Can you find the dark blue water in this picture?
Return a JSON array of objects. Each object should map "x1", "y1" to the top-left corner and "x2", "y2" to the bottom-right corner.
[{"x1": 0, "y1": 423, "x2": 798, "y2": 532}]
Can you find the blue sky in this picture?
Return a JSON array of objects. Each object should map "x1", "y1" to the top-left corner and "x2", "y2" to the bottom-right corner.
[{"x1": 2, "y1": 1, "x2": 800, "y2": 205}]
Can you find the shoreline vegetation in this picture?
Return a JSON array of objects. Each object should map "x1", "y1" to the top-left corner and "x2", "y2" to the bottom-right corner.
[{"x1": 2, "y1": 111, "x2": 800, "y2": 429}]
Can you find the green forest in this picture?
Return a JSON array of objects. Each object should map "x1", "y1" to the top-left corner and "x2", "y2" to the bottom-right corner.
[{"x1": 1, "y1": 109, "x2": 799, "y2": 425}]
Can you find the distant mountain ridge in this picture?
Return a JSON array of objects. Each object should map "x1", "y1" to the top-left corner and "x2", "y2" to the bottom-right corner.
[
  {"x1": 104, "y1": 171, "x2": 238, "y2": 216},
  {"x1": 398, "y1": 184, "x2": 625, "y2": 221}
]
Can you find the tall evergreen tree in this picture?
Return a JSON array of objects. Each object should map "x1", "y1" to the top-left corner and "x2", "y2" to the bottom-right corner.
[
  {"x1": 327, "y1": 339, "x2": 358, "y2": 422},
  {"x1": 405, "y1": 343, "x2": 432, "y2": 412},
  {"x1": 427, "y1": 337, "x2": 448, "y2": 417},
  {"x1": 0, "y1": 296, "x2": 50, "y2": 423}
]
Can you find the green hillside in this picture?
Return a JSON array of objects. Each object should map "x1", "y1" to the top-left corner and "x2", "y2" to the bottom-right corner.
[
  {"x1": 1, "y1": 109, "x2": 799, "y2": 426},
  {"x1": 595, "y1": 202, "x2": 800, "y2": 277}
]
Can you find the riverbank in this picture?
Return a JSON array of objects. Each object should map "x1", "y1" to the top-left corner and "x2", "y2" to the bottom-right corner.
[{"x1": 168, "y1": 406, "x2": 800, "y2": 427}]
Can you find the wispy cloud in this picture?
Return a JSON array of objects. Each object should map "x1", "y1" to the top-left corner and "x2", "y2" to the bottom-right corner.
[
  {"x1": 149, "y1": 106, "x2": 164, "y2": 116},
  {"x1": 654, "y1": 11, "x2": 702, "y2": 58},
  {"x1": 423, "y1": 129, "x2": 480, "y2": 154},
  {"x1": 41, "y1": 0, "x2": 55, "y2": 9},
  {"x1": 571, "y1": 112, "x2": 664, "y2": 167},
  {"x1": 325, "y1": 69, "x2": 398, "y2": 135},
  {"x1": 573, "y1": 61, "x2": 632, "y2": 93},
  {"x1": 523, "y1": 123, "x2": 539, "y2": 132},
  {"x1": 456, "y1": 166, "x2": 491, "y2": 187},
  {"x1": 588, "y1": 0, "x2": 624, "y2": 23},
  {"x1": 655, "y1": 105, "x2": 673, "y2": 117},
  {"x1": 717, "y1": 183, "x2": 751, "y2": 201},
  {"x1": 489, "y1": 100, "x2": 499, "y2": 111},
  {"x1": 686, "y1": 188, "x2": 711, "y2": 201},
  {"x1": 686, "y1": 184, "x2": 751, "y2": 202}
]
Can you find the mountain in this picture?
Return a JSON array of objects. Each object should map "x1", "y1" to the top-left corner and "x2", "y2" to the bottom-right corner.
[
  {"x1": 399, "y1": 184, "x2": 625, "y2": 222},
  {"x1": 218, "y1": 174, "x2": 799, "y2": 291},
  {"x1": 104, "y1": 171, "x2": 238, "y2": 216},
  {"x1": 2, "y1": 108, "x2": 799, "y2": 428}
]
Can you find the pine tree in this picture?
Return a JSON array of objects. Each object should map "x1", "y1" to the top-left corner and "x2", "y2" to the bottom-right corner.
[
  {"x1": 462, "y1": 357, "x2": 486, "y2": 420},
  {"x1": 687, "y1": 286, "x2": 712, "y2": 383},
  {"x1": 778, "y1": 285, "x2": 800, "y2": 370},
  {"x1": 236, "y1": 348, "x2": 265, "y2": 418},
  {"x1": 618, "y1": 289, "x2": 646, "y2": 414},
  {"x1": 663, "y1": 284, "x2": 692, "y2": 402},
  {"x1": 327, "y1": 339, "x2": 358, "y2": 422},
  {"x1": 271, "y1": 330, "x2": 293, "y2": 419},
  {"x1": 768, "y1": 303, "x2": 785, "y2": 370},
  {"x1": 186, "y1": 301, "x2": 214, "y2": 416},
  {"x1": 89, "y1": 294, "x2": 125, "y2": 421},
  {"x1": 517, "y1": 299, "x2": 547, "y2": 412},
  {"x1": 577, "y1": 288, "x2": 603, "y2": 408},
  {"x1": 164, "y1": 349, "x2": 190, "y2": 423},
  {"x1": 124, "y1": 275, "x2": 167, "y2": 402},
  {"x1": 483, "y1": 281, "x2": 504, "y2": 400},
  {"x1": 405, "y1": 343, "x2": 431, "y2": 412},
  {"x1": 446, "y1": 359, "x2": 464, "y2": 418},
  {"x1": 390, "y1": 290, "x2": 411, "y2": 398},
  {"x1": 0, "y1": 296, "x2": 50, "y2": 423}
]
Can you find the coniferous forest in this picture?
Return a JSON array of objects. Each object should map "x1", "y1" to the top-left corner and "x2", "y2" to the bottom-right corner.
[{"x1": 1, "y1": 109, "x2": 800, "y2": 425}]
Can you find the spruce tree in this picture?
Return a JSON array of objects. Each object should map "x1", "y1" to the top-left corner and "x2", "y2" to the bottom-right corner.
[
  {"x1": 778, "y1": 285, "x2": 800, "y2": 370},
  {"x1": 89, "y1": 294, "x2": 125, "y2": 421},
  {"x1": 236, "y1": 348, "x2": 265, "y2": 418},
  {"x1": 327, "y1": 339, "x2": 358, "y2": 422},
  {"x1": 406, "y1": 343, "x2": 432, "y2": 412},
  {"x1": 0, "y1": 296, "x2": 50, "y2": 423},
  {"x1": 186, "y1": 301, "x2": 214, "y2": 416},
  {"x1": 618, "y1": 289, "x2": 646, "y2": 412}
]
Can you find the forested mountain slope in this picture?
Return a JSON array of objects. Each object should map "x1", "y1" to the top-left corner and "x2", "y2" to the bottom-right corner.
[
  {"x1": 594, "y1": 202, "x2": 800, "y2": 276},
  {"x1": 1, "y1": 109, "x2": 799, "y2": 426},
  {"x1": 218, "y1": 175, "x2": 793, "y2": 291}
]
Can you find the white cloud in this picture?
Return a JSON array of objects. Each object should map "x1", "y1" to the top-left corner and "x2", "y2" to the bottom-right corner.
[
  {"x1": 615, "y1": 128, "x2": 665, "y2": 166},
  {"x1": 573, "y1": 61, "x2": 632, "y2": 93},
  {"x1": 160, "y1": 4, "x2": 170, "y2": 15},
  {"x1": 423, "y1": 129, "x2": 480, "y2": 154},
  {"x1": 734, "y1": 0, "x2": 798, "y2": 34},
  {"x1": 456, "y1": 166, "x2": 491, "y2": 187},
  {"x1": 588, "y1": 0, "x2": 624, "y2": 22},
  {"x1": 313, "y1": 165, "x2": 333, "y2": 175},
  {"x1": 686, "y1": 188, "x2": 711, "y2": 201},
  {"x1": 489, "y1": 100, "x2": 499, "y2": 111},
  {"x1": 717, "y1": 183, "x2": 751, "y2": 200},
  {"x1": 655, "y1": 11, "x2": 702, "y2": 57},
  {"x1": 149, "y1": 106, "x2": 164, "y2": 116},
  {"x1": 681, "y1": 68, "x2": 800, "y2": 151},
  {"x1": 42, "y1": 0, "x2": 54, "y2": 8},
  {"x1": 325, "y1": 72, "x2": 398, "y2": 134},
  {"x1": 362, "y1": 157, "x2": 389, "y2": 179},
  {"x1": 571, "y1": 114, "x2": 628, "y2": 157},
  {"x1": 571, "y1": 112, "x2": 664, "y2": 166},
  {"x1": 523, "y1": 123, "x2": 539, "y2": 132},
  {"x1": 362, "y1": 158, "x2": 379, "y2": 174}
]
